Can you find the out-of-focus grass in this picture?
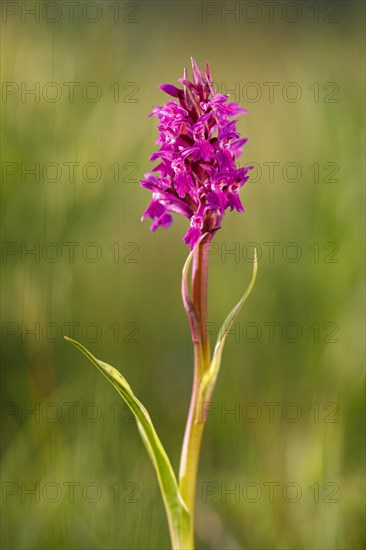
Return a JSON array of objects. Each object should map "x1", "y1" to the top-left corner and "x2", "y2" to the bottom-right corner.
[{"x1": 1, "y1": 2, "x2": 365, "y2": 549}]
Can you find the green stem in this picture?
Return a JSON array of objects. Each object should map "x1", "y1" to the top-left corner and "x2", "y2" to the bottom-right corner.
[{"x1": 179, "y1": 235, "x2": 212, "y2": 549}]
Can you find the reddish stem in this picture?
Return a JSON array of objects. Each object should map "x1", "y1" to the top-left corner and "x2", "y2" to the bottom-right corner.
[{"x1": 179, "y1": 233, "x2": 213, "y2": 547}]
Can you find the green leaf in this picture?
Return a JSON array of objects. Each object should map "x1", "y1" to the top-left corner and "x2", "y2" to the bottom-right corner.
[
  {"x1": 64, "y1": 337, "x2": 190, "y2": 550},
  {"x1": 199, "y1": 248, "x2": 258, "y2": 402}
]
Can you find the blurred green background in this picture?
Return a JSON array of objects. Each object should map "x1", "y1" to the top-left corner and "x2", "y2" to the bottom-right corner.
[{"x1": 1, "y1": 1, "x2": 365, "y2": 548}]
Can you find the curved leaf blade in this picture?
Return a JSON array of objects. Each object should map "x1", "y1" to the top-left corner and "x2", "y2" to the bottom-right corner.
[
  {"x1": 200, "y1": 248, "x2": 258, "y2": 401},
  {"x1": 64, "y1": 336, "x2": 190, "y2": 549}
]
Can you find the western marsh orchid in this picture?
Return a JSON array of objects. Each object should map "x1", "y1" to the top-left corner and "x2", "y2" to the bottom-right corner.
[{"x1": 66, "y1": 58, "x2": 257, "y2": 550}]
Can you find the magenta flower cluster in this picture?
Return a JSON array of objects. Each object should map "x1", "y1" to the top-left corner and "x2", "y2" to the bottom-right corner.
[{"x1": 141, "y1": 58, "x2": 251, "y2": 249}]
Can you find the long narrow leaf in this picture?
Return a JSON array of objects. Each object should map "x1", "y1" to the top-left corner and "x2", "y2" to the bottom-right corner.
[
  {"x1": 199, "y1": 249, "x2": 258, "y2": 401},
  {"x1": 64, "y1": 337, "x2": 190, "y2": 549}
]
